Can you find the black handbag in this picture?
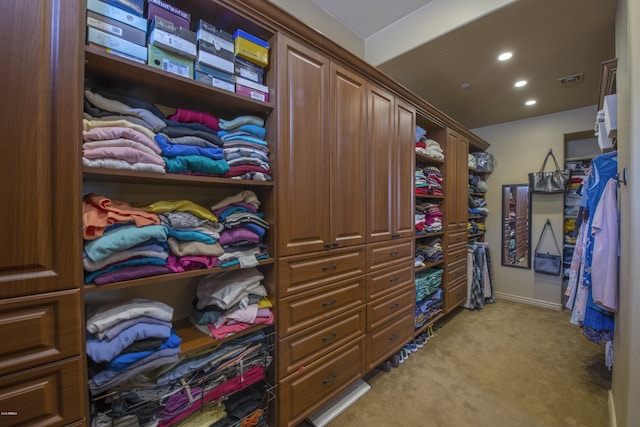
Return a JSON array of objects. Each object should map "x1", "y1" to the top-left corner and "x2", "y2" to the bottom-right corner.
[
  {"x1": 528, "y1": 149, "x2": 570, "y2": 193},
  {"x1": 533, "y1": 219, "x2": 562, "y2": 275}
]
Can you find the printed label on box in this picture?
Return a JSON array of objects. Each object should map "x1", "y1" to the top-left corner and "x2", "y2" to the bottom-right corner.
[
  {"x1": 87, "y1": 16, "x2": 123, "y2": 37},
  {"x1": 150, "y1": 28, "x2": 197, "y2": 58},
  {"x1": 163, "y1": 58, "x2": 190, "y2": 78}
]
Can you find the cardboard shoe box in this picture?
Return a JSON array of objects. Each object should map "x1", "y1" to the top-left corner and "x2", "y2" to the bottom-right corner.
[
  {"x1": 86, "y1": 10, "x2": 146, "y2": 46},
  {"x1": 146, "y1": 0, "x2": 190, "y2": 28},
  {"x1": 87, "y1": 0, "x2": 148, "y2": 32},
  {"x1": 148, "y1": 44, "x2": 193, "y2": 79},
  {"x1": 234, "y1": 57, "x2": 264, "y2": 84},
  {"x1": 87, "y1": 26, "x2": 147, "y2": 61},
  {"x1": 148, "y1": 15, "x2": 197, "y2": 59},
  {"x1": 233, "y1": 29, "x2": 269, "y2": 68},
  {"x1": 197, "y1": 39, "x2": 234, "y2": 74},
  {"x1": 101, "y1": 0, "x2": 144, "y2": 16}
]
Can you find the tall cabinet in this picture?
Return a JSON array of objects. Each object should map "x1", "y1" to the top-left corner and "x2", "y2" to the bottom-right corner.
[
  {"x1": 443, "y1": 129, "x2": 470, "y2": 313},
  {"x1": 0, "y1": 1, "x2": 86, "y2": 425},
  {"x1": 276, "y1": 34, "x2": 368, "y2": 427}
]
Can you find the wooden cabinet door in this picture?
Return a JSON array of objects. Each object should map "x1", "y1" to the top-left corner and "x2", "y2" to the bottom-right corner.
[
  {"x1": 276, "y1": 35, "x2": 330, "y2": 256},
  {"x1": 445, "y1": 129, "x2": 469, "y2": 231},
  {"x1": 367, "y1": 83, "x2": 395, "y2": 243},
  {"x1": 0, "y1": 0, "x2": 83, "y2": 299},
  {"x1": 394, "y1": 99, "x2": 416, "y2": 239},
  {"x1": 330, "y1": 63, "x2": 367, "y2": 248}
]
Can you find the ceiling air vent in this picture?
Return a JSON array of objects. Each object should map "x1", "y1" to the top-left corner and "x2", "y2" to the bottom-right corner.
[{"x1": 559, "y1": 73, "x2": 584, "y2": 86}]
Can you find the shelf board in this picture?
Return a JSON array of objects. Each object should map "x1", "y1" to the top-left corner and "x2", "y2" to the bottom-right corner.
[
  {"x1": 415, "y1": 152, "x2": 445, "y2": 165},
  {"x1": 174, "y1": 319, "x2": 272, "y2": 356},
  {"x1": 416, "y1": 194, "x2": 445, "y2": 199},
  {"x1": 83, "y1": 167, "x2": 274, "y2": 187},
  {"x1": 469, "y1": 215, "x2": 486, "y2": 219},
  {"x1": 468, "y1": 232, "x2": 485, "y2": 239},
  {"x1": 415, "y1": 231, "x2": 445, "y2": 239},
  {"x1": 84, "y1": 46, "x2": 274, "y2": 117},
  {"x1": 469, "y1": 167, "x2": 492, "y2": 174},
  {"x1": 414, "y1": 311, "x2": 445, "y2": 337},
  {"x1": 565, "y1": 155, "x2": 597, "y2": 162},
  {"x1": 83, "y1": 258, "x2": 275, "y2": 293},
  {"x1": 415, "y1": 260, "x2": 444, "y2": 273},
  {"x1": 469, "y1": 192, "x2": 486, "y2": 197}
]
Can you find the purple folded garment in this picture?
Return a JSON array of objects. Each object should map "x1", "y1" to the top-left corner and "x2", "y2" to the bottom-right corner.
[{"x1": 94, "y1": 265, "x2": 172, "y2": 285}]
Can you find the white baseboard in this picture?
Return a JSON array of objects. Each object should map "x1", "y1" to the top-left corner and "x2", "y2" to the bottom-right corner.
[
  {"x1": 608, "y1": 389, "x2": 617, "y2": 427},
  {"x1": 494, "y1": 292, "x2": 563, "y2": 311}
]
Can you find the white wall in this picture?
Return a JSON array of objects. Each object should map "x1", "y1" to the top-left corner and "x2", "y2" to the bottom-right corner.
[
  {"x1": 611, "y1": 0, "x2": 640, "y2": 426},
  {"x1": 268, "y1": 0, "x2": 365, "y2": 58},
  {"x1": 472, "y1": 106, "x2": 596, "y2": 309}
]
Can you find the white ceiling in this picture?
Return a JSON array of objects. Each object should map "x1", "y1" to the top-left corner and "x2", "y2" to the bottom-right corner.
[
  {"x1": 310, "y1": 0, "x2": 435, "y2": 38},
  {"x1": 310, "y1": 0, "x2": 617, "y2": 129}
]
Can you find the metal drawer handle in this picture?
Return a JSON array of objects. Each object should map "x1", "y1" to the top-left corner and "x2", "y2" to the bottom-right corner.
[
  {"x1": 322, "y1": 298, "x2": 337, "y2": 307},
  {"x1": 388, "y1": 276, "x2": 399, "y2": 283},
  {"x1": 322, "y1": 264, "x2": 337, "y2": 271},
  {"x1": 322, "y1": 331, "x2": 337, "y2": 342},
  {"x1": 389, "y1": 302, "x2": 400, "y2": 310},
  {"x1": 388, "y1": 332, "x2": 399, "y2": 342},
  {"x1": 323, "y1": 372, "x2": 338, "y2": 384}
]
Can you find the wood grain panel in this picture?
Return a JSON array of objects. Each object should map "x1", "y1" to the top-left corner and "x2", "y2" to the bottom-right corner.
[
  {"x1": 0, "y1": 290, "x2": 80, "y2": 376},
  {"x1": 0, "y1": 0, "x2": 83, "y2": 298},
  {"x1": 366, "y1": 286, "x2": 414, "y2": 331},
  {"x1": 366, "y1": 311, "x2": 414, "y2": 370},
  {"x1": 366, "y1": 261, "x2": 413, "y2": 301},
  {"x1": 394, "y1": 98, "x2": 416, "y2": 239}
]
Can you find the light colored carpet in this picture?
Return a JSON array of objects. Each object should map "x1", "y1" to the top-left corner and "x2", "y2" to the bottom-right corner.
[{"x1": 322, "y1": 300, "x2": 611, "y2": 427}]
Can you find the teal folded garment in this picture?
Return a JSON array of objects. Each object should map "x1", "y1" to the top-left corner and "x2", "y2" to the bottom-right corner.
[{"x1": 164, "y1": 155, "x2": 230, "y2": 174}]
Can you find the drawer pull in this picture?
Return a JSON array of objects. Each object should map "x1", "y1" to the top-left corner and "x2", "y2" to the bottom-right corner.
[
  {"x1": 323, "y1": 372, "x2": 338, "y2": 384},
  {"x1": 389, "y1": 302, "x2": 400, "y2": 310},
  {"x1": 389, "y1": 250, "x2": 399, "y2": 256},
  {"x1": 321, "y1": 263, "x2": 337, "y2": 271},
  {"x1": 388, "y1": 332, "x2": 399, "y2": 342},
  {"x1": 388, "y1": 276, "x2": 399, "y2": 283},
  {"x1": 322, "y1": 298, "x2": 337, "y2": 307},
  {"x1": 322, "y1": 331, "x2": 337, "y2": 342}
]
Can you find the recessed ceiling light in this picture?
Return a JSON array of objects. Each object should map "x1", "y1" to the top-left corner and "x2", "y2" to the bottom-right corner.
[
  {"x1": 514, "y1": 80, "x2": 527, "y2": 87},
  {"x1": 525, "y1": 99, "x2": 537, "y2": 106},
  {"x1": 460, "y1": 82, "x2": 471, "y2": 89},
  {"x1": 498, "y1": 52, "x2": 513, "y2": 61}
]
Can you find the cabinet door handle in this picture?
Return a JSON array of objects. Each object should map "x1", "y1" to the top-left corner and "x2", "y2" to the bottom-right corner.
[
  {"x1": 324, "y1": 242, "x2": 331, "y2": 249},
  {"x1": 388, "y1": 332, "x2": 399, "y2": 342},
  {"x1": 323, "y1": 372, "x2": 338, "y2": 384},
  {"x1": 332, "y1": 241, "x2": 338, "y2": 248},
  {"x1": 322, "y1": 331, "x2": 337, "y2": 342},
  {"x1": 322, "y1": 298, "x2": 337, "y2": 307},
  {"x1": 389, "y1": 302, "x2": 400, "y2": 310},
  {"x1": 332, "y1": 263, "x2": 337, "y2": 270}
]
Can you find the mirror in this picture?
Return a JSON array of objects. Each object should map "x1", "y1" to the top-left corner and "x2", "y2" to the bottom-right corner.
[{"x1": 502, "y1": 184, "x2": 531, "y2": 268}]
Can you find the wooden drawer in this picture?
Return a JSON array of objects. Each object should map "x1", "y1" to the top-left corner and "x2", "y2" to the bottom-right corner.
[
  {"x1": 444, "y1": 277, "x2": 467, "y2": 313},
  {"x1": 366, "y1": 286, "x2": 414, "y2": 331},
  {"x1": 445, "y1": 258, "x2": 467, "y2": 284},
  {"x1": 366, "y1": 311, "x2": 414, "y2": 370},
  {"x1": 366, "y1": 261, "x2": 413, "y2": 301},
  {"x1": 278, "y1": 306, "x2": 365, "y2": 379},
  {"x1": 0, "y1": 356, "x2": 85, "y2": 427},
  {"x1": 277, "y1": 276, "x2": 366, "y2": 337},
  {"x1": 447, "y1": 243, "x2": 468, "y2": 264},
  {"x1": 447, "y1": 229, "x2": 467, "y2": 245},
  {"x1": 277, "y1": 246, "x2": 366, "y2": 297},
  {"x1": 0, "y1": 289, "x2": 81, "y2": 376},
  {"x1": 278, "y1": 336, "x2": 366, "y2": 427},
  {"x1": 367, "y1": 239, "x2": 413, "y2": 271}
]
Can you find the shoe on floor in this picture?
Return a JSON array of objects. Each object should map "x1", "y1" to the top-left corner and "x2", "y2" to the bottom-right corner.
[{"x1": 377, "y1": 360, "x2": 391, "y2": 372}]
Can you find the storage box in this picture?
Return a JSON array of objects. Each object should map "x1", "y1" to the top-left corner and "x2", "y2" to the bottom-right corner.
[
  {"x1": 234, "y1": 76, "x2": 268, "y2": 94},
  {"x1": 233, "y1": 30, "x2": 269, "y2": 68},
  {"x1": 148, "y1": 16, "x2": 197, "y2": 59},
  {"x1": 147, "y1": 44, "x2": 193, "y2": 79},
  {"x1": 87, "y1": 43, "x2": 146, "y2": 63},
  {"x1": 236, "y1": 83, "x2": 268, "y2": 102},
  {"x1": 197, "y1": 39, "x2": 234, "y2": 74},
  {"x1": 234, "y1": 57, "x2": 264, "y2": 83},
  {"x1": 86, "y1": 10, "x2": 146, "y2": 46},
  {"x1": 195, "y1": 71, "x2": 236, "y2": 93},
  {"x1": 87, "y1": 26, "x2": 147, "y2": 61},
  {"x1": 86, "y1": 0, "x2": 147, "y2": 32},
  {"x1": 597, "y1": 121, "x2": 613, "y2": 150},
  {"x1": 101, "y1": 0, "x2": 144, "y2": 16},
  {"x1": 603, "y1": 94, "x2": 617, "y2": 138},
  {"x1": 146, "y1": 0, "x2": 190, "y2": 28}
]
